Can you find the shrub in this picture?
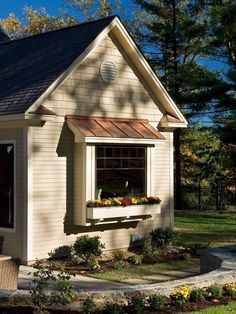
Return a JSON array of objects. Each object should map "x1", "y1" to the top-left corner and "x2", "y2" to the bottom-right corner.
[
  {"x1": 150, "y1": 227, "x2": 176, "y2": 249},
  {"x1": 52, "y1": 266, "x2": 75, "y2": 305},
  {"x1": 170, "y1": 285, "x2": 192, "y2": 306},
  {"x1": 148, "y1": 293, "x2": 166, "y2": 311},
  {"x1": 82, "y1": 297, "x2": 95, "y2": 314},
  {"x1": 113, "y1": 250, "x2": 126, "y2": 262},
  {"x1": 128, "y1": 254, "x2": 142, "y2": 265},
  {"x1": 224, "y1": 283, "x2": 236, "y2": 297},
  {"x1": 127, "y1": 293, "x2": 146, "y2": 314},
  {"x1": 208, "y1": 284, "x2": 223, "y2": 299},
  {"x1": 88, "y1": 258, "x2": 101, "y2": 271},
  {"x1": 29, "y1": 260, "x2": 75, "y2": 311},
  {"x1": 114, "y1": 260, "x2": 129, "y2": 270},
  {"x1": 48, "y1": 245, "x2": 72, "y2": 259},
  {"x1": 142, "y1": 241, "x2": 160, "y2": 264},
  {"x1": 73, "y1": 235, "x2": 105, "y2": 262},
  {"x1": 189, "y1": 288, "x2": 205, "y2": 302},
  {"x1": 104, "y1": 302, "x2": 123, "y2": 314}
]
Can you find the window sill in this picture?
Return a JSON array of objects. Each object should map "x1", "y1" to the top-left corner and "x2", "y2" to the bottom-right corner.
[{"x1": 87, "y1": 203, "x2": 161, "y2": 222}]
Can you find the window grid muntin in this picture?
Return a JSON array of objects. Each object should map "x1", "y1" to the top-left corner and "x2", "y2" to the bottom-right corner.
[{"x1": 95, "y1": 145, "x2": 147, "y2": 198}]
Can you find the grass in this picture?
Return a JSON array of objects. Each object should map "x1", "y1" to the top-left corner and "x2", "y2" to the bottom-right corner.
[
  {"x1": 88, "y1": 258, "x2": 199, "y2": 282},
  {"x1": 175, "y1": 210, "x2": 236, "y2": 247},
  {"x1": 183, "y1": 301, "x2": 236, "y2": 313},
  {"x1": 89, "y1": 211, "x2": 236, "y2": 283}
]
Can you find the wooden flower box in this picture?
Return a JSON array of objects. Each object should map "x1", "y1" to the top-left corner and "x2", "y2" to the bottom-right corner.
[{"x1": 87, "y1": 203, "x2": 161, "y2": 220}]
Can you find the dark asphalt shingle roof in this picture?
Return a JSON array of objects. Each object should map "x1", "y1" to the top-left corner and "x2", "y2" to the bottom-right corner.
[{"x1": 0, "y1": 16, "x2": 116, "y2": 115}]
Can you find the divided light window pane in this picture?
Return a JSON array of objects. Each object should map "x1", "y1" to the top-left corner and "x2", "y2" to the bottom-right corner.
[
  {"x1": 0, "y1": 144, "x2": 14, "y2": 228},
  {"x1": 96, "y1": 145, "x2": 146, "y2": 199}
]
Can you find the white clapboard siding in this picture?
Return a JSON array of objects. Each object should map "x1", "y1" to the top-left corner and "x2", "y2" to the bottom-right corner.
[
  {"x1": 45, "y1": 35, "x2": 162, "y2": 122},
  {"x1": 30, "y1": 34, "x2": 173, "y2": 261}
]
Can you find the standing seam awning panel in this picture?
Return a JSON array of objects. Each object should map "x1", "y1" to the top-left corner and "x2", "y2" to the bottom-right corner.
[{"x1": 66, "y1": 115, "x2": 165, "y2": 140}]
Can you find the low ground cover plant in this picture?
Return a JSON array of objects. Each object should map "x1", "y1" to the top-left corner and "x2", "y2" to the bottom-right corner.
[
  {"x1": 128, "y1": 254, "x2": 142, "y2": 265},
  {"x1": 208, "y1": 284, "x2": 223, "y2": 299},
  {"x1": 82, "y1": 297, "x2": 96, "y2": 314},
  {"x1": 142, "y1": 240, "x2": 160, "y2": 264},
  {"x1": 127, "y1": 293, "x2": 146, "y2": 314},
  {"x1": 148, "y1": 293, "x2": 167, "y2": 311},
  {"x1": 189, "y1": 287, "x2": 205, "y2": 302},
  {"x1": 113, "y1": 250, "x2": 126, "y2": 262}
]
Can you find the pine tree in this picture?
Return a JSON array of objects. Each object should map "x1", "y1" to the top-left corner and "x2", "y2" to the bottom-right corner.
[
  {"x1": 133, "y1": 0, "x2": 232, "y2": 209},
  {"x1": 209, "y1": 0, "x2": 236, "y2": 145}
]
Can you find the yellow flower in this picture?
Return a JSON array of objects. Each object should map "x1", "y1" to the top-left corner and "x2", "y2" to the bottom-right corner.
[
  {"x1": 131, "y1": 198, "x2": 138, "y2": 204},
  {"x1": 226, "y1": 283, "x2": 236, "y2": 292},
  {"x1": 171, "y1": 285, "x2": 192, "y2": 299},
  {"x1": 103, "y1": 199, "x2": 112, "y2": 206},
  {"x1": 113, "y1": 198, "x2": 122, "y2": 205}
]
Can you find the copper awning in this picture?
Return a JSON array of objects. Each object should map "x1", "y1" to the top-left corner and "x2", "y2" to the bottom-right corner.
[{"x1": 66, "y1": 115, "x2": 165, "y2": 143}]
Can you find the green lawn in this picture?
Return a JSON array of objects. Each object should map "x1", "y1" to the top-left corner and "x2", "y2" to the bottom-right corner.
[
  {"x1": 184, "y1": 301, "x2": 236, "y2": 313},
  {"x1": 89, "y1": 211, "x2": 236, "y2": 283},
  {"x1": 89, "y1": 258, "x2": 199, "y2": 282},
  {"x1": 175, "y1": 211, "x2": 236, "y2": 247}
]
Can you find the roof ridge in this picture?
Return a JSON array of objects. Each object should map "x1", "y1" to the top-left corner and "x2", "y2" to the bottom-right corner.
[{"x1": 0, "y1": 15, "x2": 118, "y2": 46}]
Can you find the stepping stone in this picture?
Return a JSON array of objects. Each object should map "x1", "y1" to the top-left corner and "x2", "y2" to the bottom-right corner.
[
  {"x1": 121, "y1": 278, "x2": 151, "y2": 285},
  {"x1": 161, "y1": 270, "x2": 195, "y2": 278},
  {"x1": 185, "y1": 267, "x2": 200, "y2": 274},
  {"x1": 145, "y1": 274, "x2": 176, "y2": 281}
]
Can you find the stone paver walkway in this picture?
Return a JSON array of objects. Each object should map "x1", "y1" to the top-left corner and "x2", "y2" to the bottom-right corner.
[
  {"x1": 18, "y1": 266, "x2": 127, "y2": 291},
  {"x1": 120, "y1": 267, "x2": 200, "y2": 284},
  {"x1": 18, "y1": 265, "x2": 200, "y2": 290}
]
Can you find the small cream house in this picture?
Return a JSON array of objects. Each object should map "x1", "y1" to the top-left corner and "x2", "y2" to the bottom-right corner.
[{"x1": 0, "y1": 16, "x2": 187, "y2": 264}]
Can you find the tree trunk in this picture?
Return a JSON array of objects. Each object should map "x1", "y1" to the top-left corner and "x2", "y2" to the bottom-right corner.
[{"x1": 174, "y1": 129, "x2": 182, "y2": 210}]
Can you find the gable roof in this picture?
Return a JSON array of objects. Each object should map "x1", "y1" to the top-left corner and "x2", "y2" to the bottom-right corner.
[
  {"x1": 0, "y1": 16, "x2": 187, "y2": 126},
  {"x1": 0, "y1": 16, "x2": 115, "y2": 115}
]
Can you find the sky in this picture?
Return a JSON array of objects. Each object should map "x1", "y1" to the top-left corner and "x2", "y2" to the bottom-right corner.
[
  {"x1": 0, "y1": 0, "x2": 68, "y2": 18},
  {"x1": 0, "y1": 0, "x2": 227, "y2": 76}
]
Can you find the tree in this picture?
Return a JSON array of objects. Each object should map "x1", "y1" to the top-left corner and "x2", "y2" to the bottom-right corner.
[
  {"x1": 132, "y1": 0, "x2": 229, "y2": 209},
  {"x1": 209, "y1": 0, "x2": 236, "y2": 145},
  {"x1": 0, "y1": 6, "x2": 77, "y2": 39},
  {"x1": 65, "y1": 0, "x2": 122, "y2": 20},
  {"x1": 181, "y1": 126, "x2": 234, "y2": 210}
]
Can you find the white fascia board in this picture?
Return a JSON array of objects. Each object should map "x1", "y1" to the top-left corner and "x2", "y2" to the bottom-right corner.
[
  {"x1": 25, "y1": 114, "x2": 56, "y2": 121},
  {"x1": 26, "y1": 21, "x2": 117, "y2": 115},
  {"x1": 111, "y1": 18, "x2": 188, "y2": 125},
  {"x1": 84, "y1": 137, "x2": 165, "y2": 145},
  {"x1": 0, "y1": 113, "x2": 55, "y2": 122},
  {"x1": 67, "y1": 123, "x2": 85, "y2": 142},
  {"x1": 159, "y1": 121, "x2": 188, "y2": 128},
  {"x1": 0, "y1": 114, "x2": 25, "y2": 121}
]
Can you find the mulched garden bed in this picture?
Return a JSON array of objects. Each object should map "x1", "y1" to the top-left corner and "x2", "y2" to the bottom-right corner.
[
  {"x1": 0, "y1": 296, "x2": 235, "y2": 314},
  {"x1": 50, "y1": 246, "x2": 198, "y2": 276}
]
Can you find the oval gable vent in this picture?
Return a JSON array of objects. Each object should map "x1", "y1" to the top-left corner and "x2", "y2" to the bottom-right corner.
[{"x1": 100, "y1": 60, "x2": 117, "y2": 84}]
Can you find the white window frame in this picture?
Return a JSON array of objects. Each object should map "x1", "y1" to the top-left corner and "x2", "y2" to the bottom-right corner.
[
  {"x1": 73, "y1": 142, "x2": 156, "y2": 226},
  {"x1": 0, "y1": 140, "x2": 16, "y2": 233},
  {"x1": 86, "y1": 144, "x2": 155, "y2": 202}
]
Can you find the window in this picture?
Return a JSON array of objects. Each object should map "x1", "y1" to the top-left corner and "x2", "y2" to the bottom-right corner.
[
  {"x1": 96, "y1": 145, "x2": 146, "y2": 199},
  {"x1": 0, "y1": 143, "x2": 14, "y2": 228}
]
